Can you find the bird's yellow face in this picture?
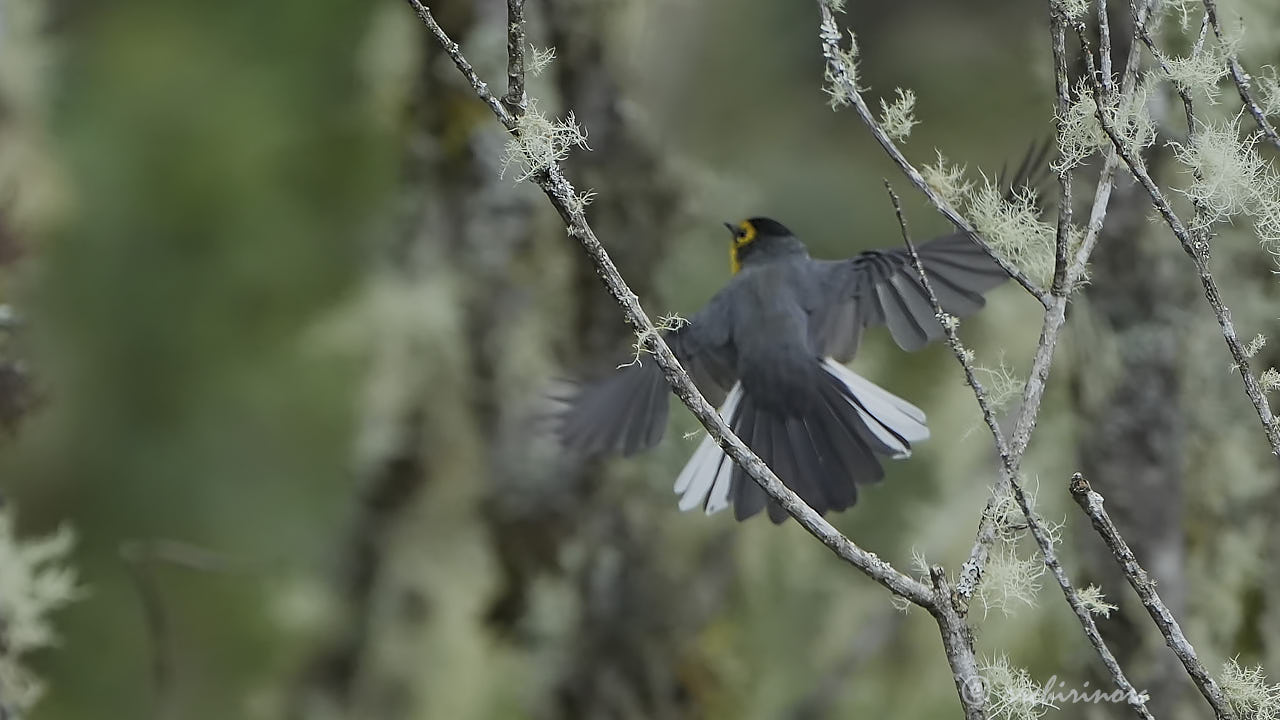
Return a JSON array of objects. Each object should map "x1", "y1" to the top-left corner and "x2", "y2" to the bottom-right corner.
[{"x1": 728, "y1": 220, "x2": 758, "y2": 274}]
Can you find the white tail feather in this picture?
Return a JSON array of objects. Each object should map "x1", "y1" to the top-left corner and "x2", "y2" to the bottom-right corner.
[
  {"x1": 675, "y1": 384, "x2": 742, "y2": 513},
  {"x1": 704, "y1": 454, "x2": 734, "y2": 515},
  {"x1": 822, "y1": 359, "x2": 929, "y2": 458},
  {"x1": 674, "y1": 366, "x2": 928, "y2": 516}
]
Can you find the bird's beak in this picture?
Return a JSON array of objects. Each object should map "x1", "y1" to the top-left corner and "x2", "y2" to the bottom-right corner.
[{"x1": 723, "y1": 221, "x2": 736, "y2": 236}]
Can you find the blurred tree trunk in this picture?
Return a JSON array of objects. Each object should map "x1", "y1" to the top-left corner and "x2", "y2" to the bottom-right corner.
[
  {"x1": 489, "y1": 2, "x2": 737, "y2": 718},
  {"x1": 1068, "y1": 167, "x2": 1194, "y2": 720},
  {"x1": 292, "y1": 1, "x2": 535, "y2": 716},
  {"x1": 1063, "y1": 14, "x2": 1197, "y2": 718},
  {"x1": 294, "y1": 2, "x2": 731, "y2": 718}
]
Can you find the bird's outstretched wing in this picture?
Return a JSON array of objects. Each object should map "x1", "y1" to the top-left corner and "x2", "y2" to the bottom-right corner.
[
  {"x1": 804, "y1": 233, "x2": 1010, "y2": 357},
  {"x1": 555, "y1": 293, "x2": 738, "y2": 457},
  {"x1": 806, "y1": 142, "x2": 1050, "y2": 358}
]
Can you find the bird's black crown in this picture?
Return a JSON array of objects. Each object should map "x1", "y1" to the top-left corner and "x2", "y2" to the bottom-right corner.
[{"x1": 746, "y1": 217, "x2": 794, "y2": 237}]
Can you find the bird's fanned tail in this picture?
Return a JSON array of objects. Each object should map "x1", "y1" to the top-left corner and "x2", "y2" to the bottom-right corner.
[{"x1": 675, "y1": 359, "x2": 929, "y2": 523}]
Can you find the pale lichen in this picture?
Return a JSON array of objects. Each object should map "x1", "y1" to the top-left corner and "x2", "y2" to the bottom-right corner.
[
  {"x1": 976, "y1": 480, "x2": 1061, "y2": 618},
  {"x1": 1244, "y1": 333, "x2": 1267, "y2": 358},
  {"x1": 1171, "y1": 119, "x2": 1266, "y2": 225},
  {"x1": 1220, "y1": 657, "x2": 1280, "y2": 719},
  {"x1": 921, "y1": 151, "x2": 972, "y2": 208},
  {"x1": 1078, "y1": 584, "x2": 1119, "y2": 618},
  {"x1": 1170, "y1": 118, "x2": 1280, "y2": 247},
  {"x1": 0, "y1": 512, "x2": 82, "y2": 718},
  {"x1": 527, "y1": 45, "x2": 556, "y2": 77},
  {"x1": 879, "y1": 88, "x2": 918, "y2": 141},
  {"x1": 618, "y1": 313, "x2": 689, "y2": 369},
  {"x1": 500, "y1": 101, "x2": 590, "y2": 183},
  {"x1": 972, "y1": 354, "x2": 1024, "y2": 416},
  {"x1": 1257, "y1": 66, "x2": 1280, "y2": 118},
  {"x1": 1260, "y1": 367, "x2": 1280, "y2": 393},
  {"x1": 1158, "y1": 44, "x2": 1229, "y2": 102},
  {"x1": 1059, "y1": 0, "x2": 1089, "y2": 21},
  {"x1": 1055, "y1": 85, "x2": 1106, "y2": 172},
  {"x1": 822, "y1": 30, "x2": 861, "y2": 110},
  {"x1": 967, "y1": 180, "x2": 1056, "y2": 282},
  {"x1": 1056, "y1": 79, "x2": 1156, "y2": 172},
  {"x1": 977, "y1": 544, "x2": 1045, "y2": 618},
  {"x1": 981, "y1": 653, "x2": 1056, "y2": 720}
]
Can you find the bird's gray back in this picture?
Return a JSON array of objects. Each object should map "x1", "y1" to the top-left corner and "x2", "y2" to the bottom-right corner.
[{"x1": 724, "y1": 258, "x2": 820, "y2": 414}]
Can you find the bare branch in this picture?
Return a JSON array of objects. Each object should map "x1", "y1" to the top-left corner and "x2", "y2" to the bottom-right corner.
[
  {"x1": 887, "y1": 182, "x2": 1016, "y2": 474},
  {"x1": 407, "y1": 2, "x2": 516, "y2": 130},
  {"x1": 1082, "y1": 16, "x2": 1280, "y2": 460},
  {"x1": 504, "y1": 0, "x2": 527, "y2": 117},
  {"x1": 1096, "y1": 0, "x2": 1115, "y2": 97},
  {"x1": 814, "y1": 1, "x2": 1052, "y2": 308},
  {"x1": 820, "y1": 0, "x2": 1148, "y2": 609},
  {"x1": 408, "y1": 0, "x2": 935, "y2": 609},
  {"x1": 891, "y1": 183, "x2": 1153, "y2": 718},
  {"x1": 956, "y1": 0, "x2": 1156, "y2": 606},
  {"x1": 1050, "y1": 3, "x2": 1074, "y2": 296},
  {"x1": 1070, "y1": 473, "x2": 1238, "y2": 720},
  {"x1": 929, "y1": 568, "x2": 987, "y2": 720},
  {"x1": 1060, "y1": 0, "x2": 1154, "y2": 292},
  {"x1": 994, "y1": 475, "x2": 1156, "y2": 720},
  {"x1": 1200, "y1": 0, "x2": 1280, "y2": 148}
]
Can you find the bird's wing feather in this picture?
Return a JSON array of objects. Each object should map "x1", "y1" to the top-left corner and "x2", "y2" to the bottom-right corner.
[
  {"x1": 804, "y1": 233, "x2": 1009, "y2": 358},
  {"x1": 556, "y1": 290, "x2": 739, "y2": 456},
  {"x1": 804, "y1": 140, "x2": 1052, "y2": 359}
]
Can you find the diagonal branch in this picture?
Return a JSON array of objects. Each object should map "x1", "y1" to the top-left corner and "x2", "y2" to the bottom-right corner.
[
  {"x1": 815, "y1": 0, "x2": 1080, "y2": 609},
  {"x1": 1070, "y1": 474, "x2": 1237, "y2": 720},
  {"x1": 1081, "y1": 15, "x2": 1280, "y2": 460},
  {"x1": 887, "y1": 182, "x2": 1017, "y2": 479},
  {"x1": 407, "y1": 0, "x2": 935, "y2": 609},
  {"x1": 956, "y1": 0, "x2": 1155, "y2": 607},
  {"x1": 814, "y1": 2, "x2": 1051, "y2": 309},
  {"x1": 1200, "y1": 0, "x2": 1280, "y2": 149},
  {"x1": 891, "y1": 183, "x2": 1154, "y2": 719}
]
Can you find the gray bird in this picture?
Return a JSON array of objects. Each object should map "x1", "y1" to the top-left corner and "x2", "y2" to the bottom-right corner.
[{"x1": 556, "y1": 196, "x2": 1023, "y2": 522}]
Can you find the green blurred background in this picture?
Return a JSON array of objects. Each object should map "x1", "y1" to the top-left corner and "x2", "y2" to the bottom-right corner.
[{"x1": 1, "y1": 0, "x2": 1278, "y2": 718}]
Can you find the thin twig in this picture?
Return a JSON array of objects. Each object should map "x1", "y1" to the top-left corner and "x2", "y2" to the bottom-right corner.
[
  {"x1": 956, "y1": 0, "x2": 1155, "y2": 606},
  {"x1": 409, "y1": 0, "x2": 935, "y2": 609},
  {"x1": 1003, "y1": 491, "x2": 1157, "y2": 720},
  {"x1": 120, "y1": 544, "x2": 175, "y2": 720},
  {"x1": 1082, "y1": 17, "x2": 1280, "y2": 460},
  {"x1": 815, "y1": 1, "x2": 1051, "y2": 308},
  {"x1": 1096, "y1": 0, "x2": 1115, "y2": 98},
  {"x1": 1200, "y1": 0, "x2": 1280, "y2": 148},
  {"x1": 1070, "y1": 473, "x2": 1237, "y2": 720},
  {"x1": 891, "y1": 183, "x2": 1153, "y2": 719},
  {"x1": 887, "y1": 182, "x2": 1015, "y2": 475},
  {"x1": 1050, "y1": 3, "x2": 1074, "y2": 296},
  {"x1": 504, "y1": 0, "x2": 527, "y2": 117},
  {"x1": 1062, "y1": 0, "x2": 1154, "y2": 291},
  {"x1": 1132, "y1": 11, "x2": 1196, "y2": 131},
  {"x1": 407, "y1": 2, "x2": 516, "y2": 130},
  {"x1": 120, "y1": 540, "x2": 242, "y2": 720}
]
